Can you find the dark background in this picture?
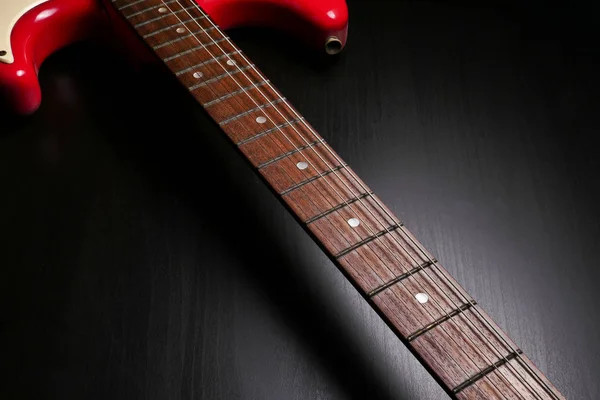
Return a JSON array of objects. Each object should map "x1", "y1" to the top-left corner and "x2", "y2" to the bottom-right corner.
[{"x1": 1, "y1": 1, "x2": 598, "y2": 399}]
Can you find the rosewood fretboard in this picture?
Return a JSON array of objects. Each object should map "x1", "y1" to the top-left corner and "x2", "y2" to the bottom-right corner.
[{"x1": 108, "y1": 1, "x2": 567, "y2": 398}]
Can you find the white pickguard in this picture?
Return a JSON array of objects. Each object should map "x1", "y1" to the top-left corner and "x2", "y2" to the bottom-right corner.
[{"x1": 1, "y1": 0, "x2": 51, "y2": 64}]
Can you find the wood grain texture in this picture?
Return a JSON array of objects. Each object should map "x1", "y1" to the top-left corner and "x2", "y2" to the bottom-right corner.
[
  {"x1": 5, "y1": 0, "x2": 595, "y2": 398},
  {"x1": 112, "y1": 1, "x2": 568, "y2": 397}
]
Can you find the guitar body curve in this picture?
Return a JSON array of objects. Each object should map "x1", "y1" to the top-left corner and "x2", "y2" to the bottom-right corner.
[
  {"x1": 0, "y1": 0, "x2": 106, "y2": 115},
  {"x1": 198, "y1": 0, "x2": 349, "y2": 54},
  {"x1": 0, "y1": 0, "x2": 348, "y2": 115}
]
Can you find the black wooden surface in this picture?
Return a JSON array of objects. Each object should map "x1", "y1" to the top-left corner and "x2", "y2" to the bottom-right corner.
[{"x1": 1, "y1": 1, "x2": 598, "y2": 399}]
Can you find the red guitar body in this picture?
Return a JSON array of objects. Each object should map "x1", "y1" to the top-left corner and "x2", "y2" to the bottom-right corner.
[{"x1": 0, "y1": 0, "x2": 348, "y2": 115}]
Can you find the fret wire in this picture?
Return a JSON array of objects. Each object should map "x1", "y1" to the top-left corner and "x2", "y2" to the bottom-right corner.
[
  {"x1": 304, "y1": 191, "x2": 374, "y2": 224},
  {"x1": 217, "y1": 88, "x2": 275, "y2": 124},
  {"x1": 162, "y1": 38, "x2": 228, "y2": 62},
  {"x1": 142, "y1": 18, "x2": 195, "y2": 37},
  {"x1": 164, "y1": 14, "x2": 396, "y2": 286},
  {"x1": 363, "y1": 234, "x2": 526, "y2": 399},
  {"x1": 126, "y1": 0, "x2": 177, "y2": 18},
  {"x1": 117, "y1": 0, "x2": 564, "y2": 397},
  {"x1": 453, "y1": 350, "x2": 524, "y2": 395},
  {"x1": 256, "y1": 148, "x2": 405, "y2": 292},
  {"x1": 367, "y1": 259, "x2": 437, "y2": 297},
  {"x1": 334, "y1": 223, "x2": 402, "y2": 258},
  {"x1": 188, "y1": 65, "x2": 253, "y2": 91},
  {"x1": 153, "y1": 27, "x2": 216, "y2": 49},
  {"x1": 135, "y1": 1, "x2": 536, "y2": 396},
  {"x1": 168, "y1": 4, "x2": 540, "y2": 398},
  {"x1": 313, "y1": 215, "x2": 501, "y2": 397},
  {"x1": 146, "y1": 4, "x2": 313, "y2": 184},
  {"x1": 151, "y1": 0, "x2": 548, "y2": 396},
  {"x1": 256, "y1": 139, "x2": 324, "y2": 169},
  {"x1": 178, "y1": 5, "x2": 561, "y2": 397},
  {"x1": 134, "y1": 6, "x2": 198, "y2": 28},
  {"x1": 368, "y1": 237, "x2": 528, "y2": 398},
  {"x1": 392, "y1": 233, "x2": 556, "y2": 393},
  {"x1": 203, "y1": 80, "x2": 269, "y2": 107},
  {"x1": 121, "y1": 4, "x2": 250, "y2": 133},
  {"x1": 409, "y1": 256, "x2": 559, "y2": 397},
  {"x1": 279, "y1": 165, "x2": 346, "y2": 195},
  {"x1": 376, "y1": 242, "x2": 534, "y2": 399},
  {"x1": 164, "y1": 5, "x2": 524, "y2": 396},
  {"x1": 270, "y1": 167, "x2": 416, "y2": 303},
  {"x1": 303, "y1": 192, "x2": 411, "y2": 285},
  {"x1": 162, "y1": 3, "x2": 534, "y2": 397},
  {"x1": 163, "y1": 3, "x2": 405, "y2": 276},
  {"x1": 118, "y1": 0, "x2": 426, "y2": 382},
  {"x1": 375, "y1": 271, "x2": 495, "y2": 397},
  {"x1": 407, "y1": 300, "x2": 477, "y2": 342},
  {"x1": 235, "y1": 117, "x2": 301, "y2": 145},
  {"x1": 342, "y1": 228, "x2": 520, "y2": 395},
  {"x1": 175, "y1": 51, "x2": 241, "y2": 75},
  {"x1": 282, "y1": 170, "x2": 372, "y2": 223}
]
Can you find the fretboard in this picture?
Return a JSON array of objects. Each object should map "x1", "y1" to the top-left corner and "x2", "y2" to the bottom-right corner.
[{"x1": 109, "y1": 1, "x2": 566, "y2": 399}]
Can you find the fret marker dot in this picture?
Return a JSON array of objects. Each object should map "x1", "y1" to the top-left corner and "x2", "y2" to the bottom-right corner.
[
  {"x1": 296, "y1": 161, "x2": 308, "y2": 170},
  {"x1": 176, "y1": 27, "x2": 186, "y2": 33},
  {"x1": 227, "y1": 59, "x2": 236, "y2": 66},
  {"x1": 347, "y1": 218, "x2": 360, "y2": 228},
  {"x1": 256, "y1": 116, "x2": 267, "y2": 124},
  {"x1": 193, "y1": 72, "x2": 203, "y2": 79},
  {"x1": 415, "y1": 293, "x2": 429, "y2": 304},
  {"x1": 158, "y1": 7, "x2": 167, "y2": 13}
]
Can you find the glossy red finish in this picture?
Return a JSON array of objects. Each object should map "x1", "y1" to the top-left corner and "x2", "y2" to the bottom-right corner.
[
  {"x1": 0, "y1": 0, "x2": 107, "y2": 115},
  {"x1": 199, "y1": 0, "x2": 349, "y2": 52},
  {"x1": 1, "y1": 0, "x2": 349, "y2": 115}
]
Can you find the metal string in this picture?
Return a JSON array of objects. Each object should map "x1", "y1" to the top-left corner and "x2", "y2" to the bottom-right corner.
[
  {"x1": 155, "y1": 1, "x2": 533, "y2": 397},
  {"x1": 142, "y1": 0, "x2": 443, "y2": 352},
  {"x1": 171, "y1": 8, "x2": 552, "y2": 400},
  {"x1": 147, "y1": 2, "x2": 539, "y2": 397},
  {"x1": 154, "y1": 9, "x2": 512, "y2": 397},
  {"x1": 152, "y1": 1, "x2": 533, "y2": 396},
  {"x1": 145, "y1": 4, "x2": 516, "y2": 398},
  {"x1": 178, "y1": 9, "x2": 562, "y2": 399},
  {"x1": 143, "y1": 1, "x2": 556, "y2": 397},
  {"x1": 132, "y1": 5, "x2": 476, "y2": 381},
  {"x1": 143, "y1": 2, "x2": 387, "y2": 288},
  {"x1": 147, "y1": 1, "x2": 447, "y2": 324},
  {"x1": 153, "y1": 0, "x2": 444, "y2": 310}
]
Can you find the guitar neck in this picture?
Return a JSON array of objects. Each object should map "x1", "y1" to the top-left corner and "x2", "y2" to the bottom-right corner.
[{"x1": 109, "y1": 1, "x2": 566, "y2": 398}]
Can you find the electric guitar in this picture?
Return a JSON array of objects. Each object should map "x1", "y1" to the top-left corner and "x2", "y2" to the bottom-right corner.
[{"x1": 0, "y1": 0, "x2": 568, "y2": 398}]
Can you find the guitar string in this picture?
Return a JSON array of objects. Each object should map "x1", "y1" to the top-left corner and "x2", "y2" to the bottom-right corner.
[
  {"x1": 179, "y1": 7, "x2": 562, "y2": 399},
  {"x1": 124, "y1": 0, "x2": 427, "y2": 357},
  {"x1": 175, "y1": 8, "x2": 558, "y2": 400},
  {"x1": 137, "y1": 1, "x2": 454, "y2": 358},
  {"x1": 144, "y1": 6, "x2": 379, "y2": 269},
  {"x1": 139, "y1": 1, "x2": 551, "y2": 397},
  {"x1": 154, "y1": 1, "x2": 534, "y2": 397},
  {"x1": 145, "y1": 2, "x2": 511, "y2": 398},
  {"x1": 161, "y1": 4, "x2": 535, "y2": 398},
  {"x1": 139, "y1": 2, "x2": 534, "y2": 397},
  {"x1": 147, "y1": 0, "x2": 446, "y2": 328},
  {"x1": 142, "y1": 1, "x2": 536, "y2": 396}
]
